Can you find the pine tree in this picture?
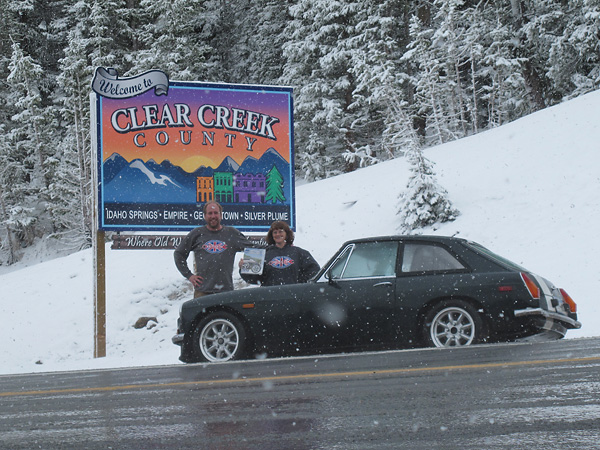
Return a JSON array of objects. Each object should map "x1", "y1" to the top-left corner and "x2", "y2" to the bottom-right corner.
[
  {"x1": 381, "y1": 95, "x2": 420, "y2": 160},
  {"x1": 197, "y1": 0, "x2": 290, "y2": 84},
  {"x1": 281, "y1": 0, "x2": 365, "y2": 180},
  {"x1": 506, "y1": 0, "x2": 558, "y2": 109},
  {"x1": 265, "y1": 165, "x2": 286, "y2": 204},
  {"x1": 53, "y1": 0, "x2": 132, "y2": 249},
  {"x1": 132, "y1": 0, "x2": 212, "y2": 80},
  {"x1": 397, "y1": 147, "x2": 459, "y2": 233},
  {"x1": 57, "y1": 29, "x2": 95, "y2": 246},
  {"x1": 250, "y1": 1, "x2": 293, "y2": 84},
  {"x1": 6, "y1": 41, "x2": 60, "y2": 243},
  {"x1": 0, "y1": 125, "x2": 20, "y2": 264},
  {"x1": 87, "y1": 0, "x2": 133, "y2": 70},
  {"x1": 0, "y1": 184, "x2": 18, "y2": 265},
  {"x1": 477, "y1": 11, "x2": 532, "y2": 127},
  {"x1": 403, "y1": 0, "x2": 477, "y2": 146},
  {"x1": 232, "y1": 0, "x2": 291, "y2": 84},
  {"x1": 384, "y1": 93, "x2": 459, "y2": 232},
  {"x1": 45, "y1": 134, "x2": 91, "y2": 250},
  {"x1": 547, "y1": 0, "x2": 600, "y2": 99},
  {"x1": 342, "y1": 0, "x2": 410, "y2": 168},
  {"x1": 403, "y1": 12, "x2": 452, "y2": 146},
  {"x1": 7, "y1": 42, "x2": 50, "y2": 189}
]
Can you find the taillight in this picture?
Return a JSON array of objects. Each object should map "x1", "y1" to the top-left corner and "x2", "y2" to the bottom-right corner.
[
  {"x1": 520, "y1": 272, "x2": 540, "y2": 299},
  {"x1": 559, "y1": 288, "x2": 577, "y2": 313}
]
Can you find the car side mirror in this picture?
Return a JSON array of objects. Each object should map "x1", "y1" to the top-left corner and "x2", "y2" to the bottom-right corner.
[{"x1": 326, "y1": 269, "x2": 338, "y2": 286}]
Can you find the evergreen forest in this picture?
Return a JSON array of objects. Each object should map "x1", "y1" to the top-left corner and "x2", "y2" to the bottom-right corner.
[{"x1": 1, "y1": 0, "x2": 599, "y2": 265}]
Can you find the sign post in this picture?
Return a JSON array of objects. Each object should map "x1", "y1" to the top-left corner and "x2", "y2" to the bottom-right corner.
[
  {"x1": 91, "y1": 92, "x2": 106, "y2": 358},
  {"x1": 93, "y1": 229, "x2": 106, "y2": 358}
]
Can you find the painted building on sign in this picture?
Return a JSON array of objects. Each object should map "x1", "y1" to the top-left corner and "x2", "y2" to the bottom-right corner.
[
  {"x1": 214, "y1": 172, "x2": 234, "y2": 203},
  {"x1": 234, "y1": 173, "x2": 266, "y2": 203},
  {"x1": 196, "y1": 177, "x2": 214, "y2": 203}
]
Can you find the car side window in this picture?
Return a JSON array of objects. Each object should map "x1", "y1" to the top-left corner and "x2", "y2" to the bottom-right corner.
[
  {"x1": 401, "y1": 243, "x2": 465, "y2": 273},
  {"x1": 335, "y1": 242, "x2": 398, "y2": 279}
]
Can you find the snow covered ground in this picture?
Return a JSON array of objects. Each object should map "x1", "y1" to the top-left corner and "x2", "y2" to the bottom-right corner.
[{"x1": 1, "y1": 89, "x2": 599, "y2": 376}]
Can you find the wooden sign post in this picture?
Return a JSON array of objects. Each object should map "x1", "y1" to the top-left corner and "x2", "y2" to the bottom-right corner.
[{"x1": 93, "y1": 229, "x2": 106, "y2": 358}]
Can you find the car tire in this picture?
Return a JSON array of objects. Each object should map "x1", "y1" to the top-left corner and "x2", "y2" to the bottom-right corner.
[
  {"x1": 423, "y1": 300, "x2": 485, "y2": 348},
  {"x1": 192, "y1": 312, "x2": 247, "y2": 362}
]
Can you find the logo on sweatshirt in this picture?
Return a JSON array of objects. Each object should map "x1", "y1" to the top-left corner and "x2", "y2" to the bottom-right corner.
[
  {"x1": 268, "y1": 256, "x2": 294, "y2": 269},
  {"x1": 202, "y1": 240, "x2": 227, "y2": 254}
]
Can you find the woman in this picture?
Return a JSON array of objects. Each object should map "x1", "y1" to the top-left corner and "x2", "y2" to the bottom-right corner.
[{"x1": 240, "y1": 221, "x2": 320, "y2": 286}]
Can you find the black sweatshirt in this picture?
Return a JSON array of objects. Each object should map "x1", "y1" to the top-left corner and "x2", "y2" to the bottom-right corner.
[
  {"x1": 240, "y1": 243, "x2": 320, "y2": 286},
  {"x1": 174, "y1": 225, "x2": 254, "y2": 293}
]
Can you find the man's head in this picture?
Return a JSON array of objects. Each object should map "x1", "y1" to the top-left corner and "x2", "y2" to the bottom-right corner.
[{"x1": 203, "y1": 202, "x2": 223, "y2": 230}]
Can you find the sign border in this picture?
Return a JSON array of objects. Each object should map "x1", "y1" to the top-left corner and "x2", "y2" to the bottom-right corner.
[{"x1": 94, "y1": 79, "x2": 295, "y2": 233}]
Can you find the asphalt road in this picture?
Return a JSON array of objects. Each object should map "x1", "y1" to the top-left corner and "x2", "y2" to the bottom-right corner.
[{"x1": 1, "y1": 337, "x2": 600, "y2": 450}]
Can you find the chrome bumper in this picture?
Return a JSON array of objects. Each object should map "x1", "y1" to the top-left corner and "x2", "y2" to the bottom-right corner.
[
  {"x1": 514, "y1": 307, "x2": 582, "y2": 329},
  {"x1": 172, "y1": 333, "x2": 185, "y2": 346}
]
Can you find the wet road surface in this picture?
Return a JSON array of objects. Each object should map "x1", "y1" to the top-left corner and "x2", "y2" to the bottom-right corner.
[{"x1": 1, "y1": 337, "x2": 599, "y2": 449}]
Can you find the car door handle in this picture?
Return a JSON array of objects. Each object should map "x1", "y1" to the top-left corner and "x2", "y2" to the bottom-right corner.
[{"x1": 373, "y1": 282, "x2": 393, "y2": 287}]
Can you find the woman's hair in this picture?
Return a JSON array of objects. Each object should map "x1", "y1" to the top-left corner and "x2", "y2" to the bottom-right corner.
[{"x1": 266, "y1": 221, "x2": 294, "y2": 245}]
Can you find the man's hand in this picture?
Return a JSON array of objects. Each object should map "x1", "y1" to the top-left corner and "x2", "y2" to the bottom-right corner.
[{"x1": 188, "y1": 274, "x2": 204, "y2": 287}]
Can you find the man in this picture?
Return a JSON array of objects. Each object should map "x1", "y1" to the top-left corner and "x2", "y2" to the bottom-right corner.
[{"x1": 174, "y1": 201, "x2": 256, "y2": 297}]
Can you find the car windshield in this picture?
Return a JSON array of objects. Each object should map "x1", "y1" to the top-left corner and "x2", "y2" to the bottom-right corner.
[{"x1": 466, "y1": 241, "x2": 527, "y2": 271}]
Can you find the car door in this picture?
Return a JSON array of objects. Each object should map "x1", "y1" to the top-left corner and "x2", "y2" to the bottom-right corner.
[{"x1": 312, "y1": 240, "x2": 401, "y2": 350}]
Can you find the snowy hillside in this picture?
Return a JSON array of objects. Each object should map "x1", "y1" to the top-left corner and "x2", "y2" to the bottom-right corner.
[{"x1": 1, "y1": 89, "x2": 599, "y2": 375}]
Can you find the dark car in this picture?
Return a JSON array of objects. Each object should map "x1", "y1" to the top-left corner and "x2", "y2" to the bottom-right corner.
[{"x1": 173, "y1": 235, "x2": 581, "y2": 363}]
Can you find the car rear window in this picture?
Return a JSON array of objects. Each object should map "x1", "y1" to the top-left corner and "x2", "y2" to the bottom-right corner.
[{"x1": 401, "y1": 243, "x2": 465, "y2": 272}]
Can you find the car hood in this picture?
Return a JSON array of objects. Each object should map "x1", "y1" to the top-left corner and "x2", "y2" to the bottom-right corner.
[{"x1": 182, "y1": 282, "x2": 317, "y2": 310}]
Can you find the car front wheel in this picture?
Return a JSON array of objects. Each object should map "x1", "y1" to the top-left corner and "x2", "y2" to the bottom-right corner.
[
  {"x1": 423, "y1": 300, "x2": 484, "y2": 347},
  {"x1": 193, "y1": 312, "x2": 247, "y2": 362}
]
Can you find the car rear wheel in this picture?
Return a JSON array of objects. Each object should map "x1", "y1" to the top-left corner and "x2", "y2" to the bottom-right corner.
[
  {"x1": 193, "y1": 312, "x2": 247, "y2": 362},
  {"x1": 423, "y1": 300, "x2": 484, "y2": 347}
]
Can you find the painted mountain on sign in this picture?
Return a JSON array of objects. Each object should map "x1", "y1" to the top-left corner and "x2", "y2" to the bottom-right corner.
[
  {"x1": 103, "y1": 156, "x2": 194, "y2": 204},
  {"x1": 215, "y1": 156, "x2": 240, "y2": 173},
  {"x1": 102, "y1": 148, "x2": 292, "y2": 204}
]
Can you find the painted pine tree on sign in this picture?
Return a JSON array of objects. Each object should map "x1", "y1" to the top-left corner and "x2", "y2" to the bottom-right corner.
[{"x1": 265, "y1": 165, "x2": 286, "y2": 204}]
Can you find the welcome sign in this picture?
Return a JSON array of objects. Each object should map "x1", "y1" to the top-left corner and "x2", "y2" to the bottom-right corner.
[{"x1": 92, "y1": 68, "x2": 295, "y2": 232}]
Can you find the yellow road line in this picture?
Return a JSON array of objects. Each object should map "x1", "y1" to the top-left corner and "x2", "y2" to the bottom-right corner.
[{"x1": 2, "y1": 356, "x2": 599, "y2": 398}]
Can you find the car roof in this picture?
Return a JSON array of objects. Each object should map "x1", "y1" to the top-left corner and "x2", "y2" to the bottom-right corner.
[{"x1": 341, "y1": 235, "x2": 471, "y2": 246}]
